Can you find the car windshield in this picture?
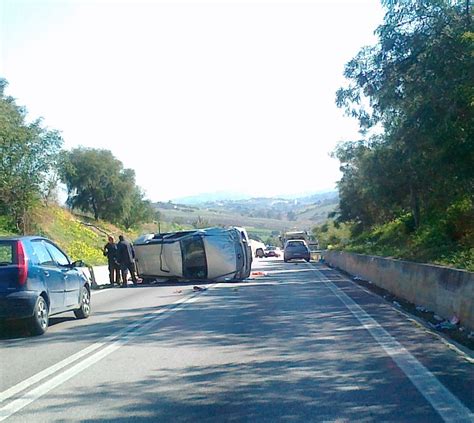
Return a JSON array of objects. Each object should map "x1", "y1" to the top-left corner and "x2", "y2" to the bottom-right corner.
[{"x1": 287, "y1": 241, "x2": 305, "y2": 248}]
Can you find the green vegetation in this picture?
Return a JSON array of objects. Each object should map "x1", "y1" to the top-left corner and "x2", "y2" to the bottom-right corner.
[
  {"x1": 312, "y1": 221, "x2": 351, "y2": 250},
  {"x1": 30, "y1": 206, "x2": 137, "y2": 266},
  {"x1": 60, "y1": 147, "x2": 156, "y2": 228},
  {"x1": 0, "y1": 78, "x2": 158, "y2": 258},
  {"x1": 331, "y1": 0, "x2": 473, "y2": 271},
  {"x1": 0, "y1": 78, "x2": 63, "y2": 233}
]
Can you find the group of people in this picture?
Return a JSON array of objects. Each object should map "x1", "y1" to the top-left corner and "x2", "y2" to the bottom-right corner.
[{"x1": 103, "y1": 235, "x2": 138, "y2": 287}]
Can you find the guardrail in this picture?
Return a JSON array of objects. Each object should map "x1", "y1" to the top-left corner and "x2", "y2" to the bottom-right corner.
[
  {"x1": 322, "y1": 250, "x2": 474, "y2": 331},
  {"x1": 82, "y1": 266, "x2": 110, "y2": 289}
]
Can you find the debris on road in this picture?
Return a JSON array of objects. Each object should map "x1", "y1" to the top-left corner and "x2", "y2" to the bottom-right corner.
[
  {"x1": 450, "y1": 315, "x2": 460, "y2": 325},
  {"x1": 433, "y1": 320, "x2": 458, "y2": 330},
  {"x1": 193, "y1": 285, "x2": 207, "y2": 292},
  {"x1": 173, "y1": 289, "x2": 183, "y2": 294},
  {"x1": 251, "y1": 271, "x2": 268, "y2": 277}
]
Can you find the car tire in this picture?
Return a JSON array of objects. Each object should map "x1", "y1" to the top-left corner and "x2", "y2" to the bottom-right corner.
[
  {"x1": 306, "y1": 258, "x2": 311, "y2": 262},
  {"x1": 30, "y1": 296, "x2": 49, "y2": 336},
  {"x1": 74, "y1": 286, "x2": 91, "y2": 319}
]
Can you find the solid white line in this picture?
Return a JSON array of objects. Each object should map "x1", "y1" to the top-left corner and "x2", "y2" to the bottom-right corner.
[
  {"x1": 0, "y1": 287, "x2": 214, "y2": 420},
  {"x1": 309, "y1": 265, "x2": 474, "y2": 423},
  {"x1": 91, "y1": 289, "x2": 110, "y2": 295}
]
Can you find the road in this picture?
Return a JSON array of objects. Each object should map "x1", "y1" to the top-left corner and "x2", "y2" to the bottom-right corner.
[{"x1": 0, "y1": 259, "x2": 473, "y2": 422}]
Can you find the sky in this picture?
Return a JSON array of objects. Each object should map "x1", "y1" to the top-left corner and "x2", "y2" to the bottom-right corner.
[{"x1": 0, "y1": 0, "x2": 385, "y2": 202}]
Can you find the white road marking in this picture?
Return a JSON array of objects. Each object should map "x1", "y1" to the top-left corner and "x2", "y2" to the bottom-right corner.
[
  {"x1": 91, "y1": 288, "x2": 110, "y2": 295},
  {"x1": 309, "y1": 264, "x2": 474, "y2": 423},
  {"x1": 0, "y1": 286, "x2": 215, "y2": 421}
]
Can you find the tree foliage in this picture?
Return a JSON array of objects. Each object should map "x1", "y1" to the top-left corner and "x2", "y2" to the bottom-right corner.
[
  {"x1": 0, "y1": 78, "x2": 63, "y2": 232},
  {"x1": 61, "y1": 147, "x2": 155, "y2": 228},
  {"x1": 334, "y1": 0, "x2": 473, "y2": 236}
]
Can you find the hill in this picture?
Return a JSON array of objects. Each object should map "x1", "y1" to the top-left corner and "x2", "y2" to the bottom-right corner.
[{"x1": 154, "y1": 191, "x2": 338, "y2": 241}]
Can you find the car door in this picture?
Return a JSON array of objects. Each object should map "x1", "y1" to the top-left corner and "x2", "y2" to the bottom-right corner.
[
  {"x1": 44, "y1": 241, "x2": 81, "y2": 308},
  {"x1": 30, "y1": 240, "x2": 65, "y2": 313}
]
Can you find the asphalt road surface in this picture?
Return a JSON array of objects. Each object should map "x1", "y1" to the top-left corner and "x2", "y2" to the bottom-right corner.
[{"x1": 0, "y1": 259, "x2": 473, "y2": 422}]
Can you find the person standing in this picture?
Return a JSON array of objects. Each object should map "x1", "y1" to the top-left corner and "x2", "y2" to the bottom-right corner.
[
  {"x1": 117, "y1": 235, "x2": 138, "y2": 287},
  {"x1": 103, "y1": 235, "x2": 121, "y2": 286}
]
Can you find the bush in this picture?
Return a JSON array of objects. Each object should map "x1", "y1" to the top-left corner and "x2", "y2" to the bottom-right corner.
[{"x1": 66, "y1": 241, "x2": 106, "y2": 266}]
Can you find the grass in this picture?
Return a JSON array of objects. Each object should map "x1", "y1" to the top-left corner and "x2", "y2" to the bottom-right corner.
[
  {"x1": 30, "y1": 206, "x2": 132, "y2": 266},
  {"x1": 156, "y1": 205, "x2": 320, "y2": 233},
  {"x1": 0, "y1": 204, "x2": 201, "y2": 266},
  {"x1": 341, "y1": 213, "x2": 474, "y2": 272}
]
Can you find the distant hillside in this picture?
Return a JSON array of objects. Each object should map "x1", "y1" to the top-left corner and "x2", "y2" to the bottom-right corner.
[
  {"x1": 172, "y1": 190, "x2": 338, "y2": 206},
  {"x1": 154, "y1": 191, "x2": 338, "y2": 239},
  {"x1": 172, "y1": 191, "x2": 251, "y2": 205}
]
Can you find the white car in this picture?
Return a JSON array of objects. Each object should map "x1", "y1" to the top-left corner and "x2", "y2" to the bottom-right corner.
[{"x1": 134, "y1": 227, "x2": 252, "y2": 282}]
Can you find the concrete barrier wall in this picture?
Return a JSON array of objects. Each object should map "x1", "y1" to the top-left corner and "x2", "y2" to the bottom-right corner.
[
  {"x1": 89, "y1": 266, "x2": 110, "y2": 287},
  {"x1": 323, "y1": 251, "x2": 474, "y2": 331}
]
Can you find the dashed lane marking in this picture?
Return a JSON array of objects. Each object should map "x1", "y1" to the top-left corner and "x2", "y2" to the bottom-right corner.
[{"x1": 0, "y1": 285, "x2": 216, "y2": 421}]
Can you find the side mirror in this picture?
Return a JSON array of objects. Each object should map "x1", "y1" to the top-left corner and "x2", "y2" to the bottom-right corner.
[{"x1": 71, "y1": 260, "x2": 85, "y2": 268}]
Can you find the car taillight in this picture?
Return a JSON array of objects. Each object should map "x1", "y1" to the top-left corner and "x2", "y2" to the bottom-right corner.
[{"x1": 16, "y1": 241, "x2": 28, "y2": 285}]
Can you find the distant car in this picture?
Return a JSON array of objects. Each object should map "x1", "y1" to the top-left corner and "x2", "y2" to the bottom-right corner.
[
  {"x1": 255, "y1": 248, "x2": 265, "y2": 258},
  {"x1": 134, "y1": 227, "x2": 253, "y2": 282},
  {"x1": 264, "y1": 246, "x2": 280, "y2": 258},
  {"x1": 0, "y1": 236, "x2": 91, "y2": 335},
  {"x1": 284, "y1": 239, "x2": 311, "y2": 262}
]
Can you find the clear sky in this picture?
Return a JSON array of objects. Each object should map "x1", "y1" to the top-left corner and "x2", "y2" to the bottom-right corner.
[{"x1": 0, "y1": 0, "x2": 384, "y2": 201}]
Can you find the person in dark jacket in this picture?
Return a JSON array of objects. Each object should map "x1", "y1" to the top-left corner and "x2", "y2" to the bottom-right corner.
[
  {"x1": 117, "y1": 235, "x2": 138, "y2": 287},
  {"x1": 103, "y1": 235, "x2": 121, "y2": 286}
]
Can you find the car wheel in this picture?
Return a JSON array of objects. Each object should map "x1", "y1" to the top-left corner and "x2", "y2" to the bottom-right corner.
[
  {"x1": 74, "y1": 286, "x2": 91, "y2": 319},
  {"x1": 30, "y1": 296, "x2": 49, "y2": 336},
  {"x1": 306, "y1": 258, "x2": 311, "y2": 262}
]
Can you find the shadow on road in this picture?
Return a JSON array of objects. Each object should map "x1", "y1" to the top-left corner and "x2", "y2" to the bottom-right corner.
[{"x1": 2, "y1": 261, "x2": 472, "y2": 422}]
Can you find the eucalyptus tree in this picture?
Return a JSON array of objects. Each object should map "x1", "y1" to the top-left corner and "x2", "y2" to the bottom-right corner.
[
  {"x1": 0, "y1": 78, "x2": 63, "y2": 232},
  {"x1": 334, "y1": 0, "x2": 473, "y2": 230}
]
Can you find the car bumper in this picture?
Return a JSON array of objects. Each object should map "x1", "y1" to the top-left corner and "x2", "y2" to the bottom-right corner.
[
  {"x1": 0, "y1": 291, "x2": 37, "y2": 320},
  {"x1": 284, "y1": 255, "x2": 310, "y2": 261}
]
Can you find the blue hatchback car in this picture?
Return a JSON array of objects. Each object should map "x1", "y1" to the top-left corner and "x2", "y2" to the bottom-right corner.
[{"x1": 0, "y1": 236, "x2": 91, "y2": 335}]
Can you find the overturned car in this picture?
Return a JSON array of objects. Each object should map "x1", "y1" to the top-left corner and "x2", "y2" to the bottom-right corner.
[{"x1": 134, "y1": 227, "x2": 252, "y2": 282}]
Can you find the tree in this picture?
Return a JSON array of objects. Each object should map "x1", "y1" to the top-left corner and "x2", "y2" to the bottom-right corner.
[
  {"x1": 192, "y1": 215, "x2": 210, "y2": 229},
  {"x1": 287, "y1": 211, "x2": 297, "y2": 221},
  {"x1": 334, "y1": 0, "x2": 473, "y2": 232},
  {"x1": 61, "y1": 148, "x2": 136, "y2": 221},
  {"x1": 121, "y1": 188, "x2": 156, "y2": 229},
  {"x1": 0, "y1": 78, "x2": 63, "y2": 232}
]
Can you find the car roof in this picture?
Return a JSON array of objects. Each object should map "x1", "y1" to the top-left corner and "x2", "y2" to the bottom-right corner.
[{"x1": 0, "y1": 235, "x2": 46, "y2": 242}]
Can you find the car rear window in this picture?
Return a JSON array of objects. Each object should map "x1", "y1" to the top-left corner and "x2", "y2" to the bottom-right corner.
[
  {"x1": 287, "y1": 241, "x2": 305, "y2": 248},
  {"x1": 0, "y1": 242, "x2": 15, "y2": 265}
]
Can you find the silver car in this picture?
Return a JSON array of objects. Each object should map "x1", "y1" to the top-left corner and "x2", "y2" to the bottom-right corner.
[{"x1": 134, "y1": 227, "x2": 252, "y2": 282}]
